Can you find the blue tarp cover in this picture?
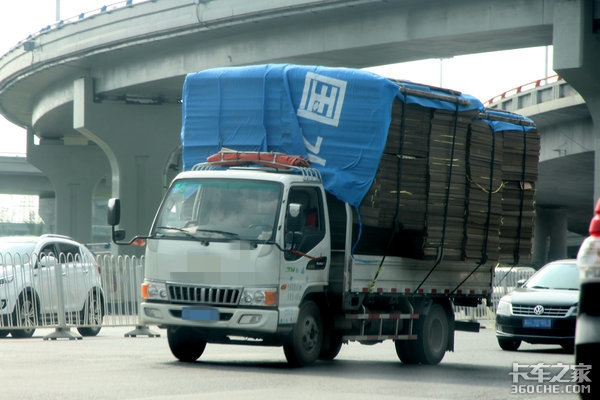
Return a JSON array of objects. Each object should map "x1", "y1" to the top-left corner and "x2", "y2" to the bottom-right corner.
[
  {"x1": 480, "y1": 109, "x2": 537, "y2": 133},
  {"x1": 180, "y1": 64, "x2": 484, "y2": 207}
]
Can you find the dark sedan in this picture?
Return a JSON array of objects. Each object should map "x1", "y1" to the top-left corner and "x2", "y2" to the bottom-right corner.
[{"x1": 495, "y1": 259, "x2": 578, "y2": 352}]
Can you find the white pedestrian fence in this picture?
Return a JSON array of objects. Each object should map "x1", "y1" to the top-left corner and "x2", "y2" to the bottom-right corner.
[
  {"x1": 455, "y1": 265, "x2": 536, "y2": 321},
  {"x1": 1, "y1": 250, "x2": 535, "y2": 338},
  {"x1": 0, "y1": 251, "x2": 154, "y2": 339}
]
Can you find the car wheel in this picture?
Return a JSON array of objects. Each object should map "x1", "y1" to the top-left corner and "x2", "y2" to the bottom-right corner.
[
  {"x1": 560, "y1": 341, "x2": 575, "y2": 353},
  {"x1": 77, "y1": 289, "x2": 104, "y2": 337},
  {"x1": 167, "y1": 327, "x2": 206, "y2": 362},
  {"x1": 283, "y1": 301, "x2": 323, "y2": 366},
  {"x1": 497, "y1": 337, "x2": 521, "y2": 351},
  {"x1": 10, "y1": 292, "x2": 38, "y2": 339}
]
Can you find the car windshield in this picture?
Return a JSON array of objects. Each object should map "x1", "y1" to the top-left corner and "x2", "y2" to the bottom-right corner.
[
  {"x1": 153, "y1": 178, "x2": 282, "y2": 242},
  {"x1": 524, "y1": 261, "x2": 579, "y2": 290}
]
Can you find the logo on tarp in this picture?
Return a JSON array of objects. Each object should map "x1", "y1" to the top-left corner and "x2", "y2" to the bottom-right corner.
[{"x1": 297, "y1": 72, "x2": 346, "y2": 127}]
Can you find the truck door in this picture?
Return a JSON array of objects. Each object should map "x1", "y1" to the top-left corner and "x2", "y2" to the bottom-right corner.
[{"x1": 281, "y1": 186, "x2": 329, "y2": 302}]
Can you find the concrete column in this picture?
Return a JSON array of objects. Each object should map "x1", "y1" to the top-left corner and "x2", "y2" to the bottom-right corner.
[
  {"x1": 26, "y1": 130, "x2": 110, "y2": 244},
  {"x1": 553, "y1": 0, "x2": 600, "y2": 204},
  {"x1": 533, "y1": 207, "x2": 568, "y2": 268},
  {"x1": 72, "y1": 77, "x2": 181, "y2": 255}
]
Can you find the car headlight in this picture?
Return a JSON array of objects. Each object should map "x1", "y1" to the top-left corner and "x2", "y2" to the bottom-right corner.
[
  {"x1": 141, "y1": 281, "x2": 168, "y2": 301},
  {"x1": 0, "y1": 275, "x2": 14, "y2": 286},
  {"x1": 239, "y1": 288, "x2": 277, "y2": 307},
  {"x1": 496, "y1": 297, "x2": 512, "y2": 316}
]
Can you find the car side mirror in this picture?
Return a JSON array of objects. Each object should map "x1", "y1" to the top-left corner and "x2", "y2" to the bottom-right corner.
[
  {"x1": 517, "y1": 278, "x2": 526, "y2": 287},
  {"x1": 38, "y1": 255, "x2": 58, "y2": 268},
  {"x1": 107, "y1": 198, "x2": 121, "y2": 226}
]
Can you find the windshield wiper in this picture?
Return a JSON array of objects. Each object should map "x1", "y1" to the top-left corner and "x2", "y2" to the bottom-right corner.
[
  {"x1": 155, "y1": 226, "x2": 198, "y2": 239},
  {"x1": 193, "y1": 229, "x2": 240, "y2": 238},
  {"x1": 529, "y1": 285, "x2": 550, "y2": 289}
]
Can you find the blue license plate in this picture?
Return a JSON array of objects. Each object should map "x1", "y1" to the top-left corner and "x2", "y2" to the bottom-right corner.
[
  {"x1": 181, "y1": 307, "x2": 219, "y2": 321},
  {"x1": 522, "y1": 318, "x2": 552, "y2": 329}
]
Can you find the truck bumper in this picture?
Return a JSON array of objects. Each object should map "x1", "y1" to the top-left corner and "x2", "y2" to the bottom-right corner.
[{"x1": 139, "y1": 302, "x2": 280, "y2": 334}]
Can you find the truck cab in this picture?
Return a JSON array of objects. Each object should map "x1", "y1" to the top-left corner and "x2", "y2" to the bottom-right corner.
[{"x1": 133, "y1": 163, "x2": 333, "y2": 365}]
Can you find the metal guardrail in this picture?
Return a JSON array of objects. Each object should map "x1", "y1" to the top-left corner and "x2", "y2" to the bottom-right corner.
[
  {"x1": 455, "y1": 266, "x2": 536, "y2": 321},
  {"x1": 0, "y1": 252, "x2": 158, "y2": 339},
  {"x1": 1, "y1": 250, "x2": 532, "y2": 337}
]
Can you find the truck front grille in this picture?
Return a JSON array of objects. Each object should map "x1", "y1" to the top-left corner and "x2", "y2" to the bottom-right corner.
[{"x1": 167, "y1": 284, "x2": 241, "y2": 306}]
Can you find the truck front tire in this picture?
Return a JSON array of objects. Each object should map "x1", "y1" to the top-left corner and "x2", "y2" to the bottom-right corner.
[
  {"x1": 284, "y1": 301, "x2": 323, "y2": 366},
  {"x1": 167, "y1": 327, "x2": 207, "y2": 362}
]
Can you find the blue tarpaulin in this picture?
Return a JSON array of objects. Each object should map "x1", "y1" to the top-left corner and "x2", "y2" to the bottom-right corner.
[{"x1": 180, "y1": 64, "x2": 484, "y2": 207}]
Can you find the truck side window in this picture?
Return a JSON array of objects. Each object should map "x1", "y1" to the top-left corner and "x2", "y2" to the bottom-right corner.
[{"x1": 286, "y1": 187, "x2": 325, "y2": 260}]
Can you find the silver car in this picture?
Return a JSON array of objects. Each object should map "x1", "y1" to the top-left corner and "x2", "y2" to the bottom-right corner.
[{"x1": 0, "y1": 235, "x2": 105, "y2": 338}]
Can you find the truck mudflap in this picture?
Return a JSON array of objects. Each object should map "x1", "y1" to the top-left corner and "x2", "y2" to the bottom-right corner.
[{"x1": 341, "y1": 312, "x2": 419, "y2": 342}]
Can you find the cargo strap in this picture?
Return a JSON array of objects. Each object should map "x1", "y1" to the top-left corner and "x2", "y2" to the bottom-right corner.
[
  {"x1": 415, "y1": 102, "x2": 460, "y2": 293},
  {"x1": 368, "y1": 95, "x2": 408, "y2": 292},
  {"x1": 512, "y1": 125, "x2": 528, "y2": 265},
  {"x1": 451, "y1": 124, "x2": 498, "y2": 294}
]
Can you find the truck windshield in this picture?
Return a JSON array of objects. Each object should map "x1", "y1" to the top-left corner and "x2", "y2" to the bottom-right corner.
[{"x1": 153, "y1": 179, "x2": 282, "y2": 242}]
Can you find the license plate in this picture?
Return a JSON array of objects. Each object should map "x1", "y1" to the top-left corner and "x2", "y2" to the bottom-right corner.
[
  {"x1": 181, "y1": 307, "x2": 219, "y2": 321},
  {"x1": 522, "y1": 318, "x2": 552, "y2": 329}
]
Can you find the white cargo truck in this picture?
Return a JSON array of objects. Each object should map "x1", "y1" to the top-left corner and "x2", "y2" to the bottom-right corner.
[{"x1": 108, "y1": 64, "x2": 539, "y2": 366}]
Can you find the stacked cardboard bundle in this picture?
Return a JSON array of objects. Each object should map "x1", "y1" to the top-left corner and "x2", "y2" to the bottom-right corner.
[
  {"x1": 463, "y1": 120, "x2": 504, "y2": 262},
  {"x1": 498, "y1": 128, "x2": 540, "y2": 264},
  {"x1": 357, "y1": 96, "x2": 539, "y2": 264}
]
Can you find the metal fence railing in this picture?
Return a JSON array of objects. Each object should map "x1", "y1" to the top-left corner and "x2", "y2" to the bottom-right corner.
[
  {"x1": 455, "y1": 266, "x2": 536, "y2": 321},
  {"x1": 0, "y1": 252, "x2": 157, "y2": 339},
  {"x1": 1, "y1": 250, "x2": 535, "y2": 338}
]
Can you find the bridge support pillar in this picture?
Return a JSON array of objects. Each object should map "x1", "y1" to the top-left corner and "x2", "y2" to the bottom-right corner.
[
  {"x1": 26, "y1": 130, "x2": 109, "y2": 244},
  {"x1": 72, "y1": 77, "x2": 181, "y2": 254},
  {"x1": 532, "y1": 207, "x2": 568, "y2": 268},
  {"x1": 553, "y1": 0, "x2": 600, "y2": 204}
]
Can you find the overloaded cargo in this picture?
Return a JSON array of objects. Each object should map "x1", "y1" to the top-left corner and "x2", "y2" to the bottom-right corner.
[
  {"x1": 116, "y1": 64, "x2": 539, "y2": 367},
  {"x1": 359, "y1": 97, "x2": 539, "y2": 265},
  {"x1": 180, "y1": 64, "x2": 539, "y2": 267}
]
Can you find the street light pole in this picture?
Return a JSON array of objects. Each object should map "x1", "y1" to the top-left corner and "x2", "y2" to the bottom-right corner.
[{"x1": 56, "y1": 0, "x2": 61, "y2": 21}]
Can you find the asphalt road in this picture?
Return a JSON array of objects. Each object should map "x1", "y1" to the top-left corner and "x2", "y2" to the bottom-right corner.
[{"x1": 0, "y1": 323, "x2": 580, "y2": 400}]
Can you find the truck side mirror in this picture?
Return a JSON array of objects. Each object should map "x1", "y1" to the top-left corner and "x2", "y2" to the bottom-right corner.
[
  {"x1": 288, "y1": 203, "x2": 301, "y2": 218},
  {"x1": 107, "y1": 198, "x2": 121, "y2": 226}
]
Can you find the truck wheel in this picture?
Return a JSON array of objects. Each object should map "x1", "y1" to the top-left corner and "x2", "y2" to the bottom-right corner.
[
  {"x1": 394, "y1": 340, "x2": 420, "y2": 364},
  {"x1": 414, "y1": 302, "x2": 449, "y2": 365},
  {"x1": 319, "y1": 331, "x2": 343, "y2": 360},
  {"x1": 283, "y1": 301, "x2": 323, "y2": 366},
  {"x1": 167, "y1": 327, "x2": 206, "y2": 362}
]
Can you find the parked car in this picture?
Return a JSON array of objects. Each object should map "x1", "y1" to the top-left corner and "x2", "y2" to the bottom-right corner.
[
  {"x1": 0, "y1": 235, "x2": 105, "y2": 338},
  {"x1": 495, "y1": 259, "x2": 578, "y2": 352},
  {"x1": 575, "y1": 199, "x2": 600, "y2": 399}
]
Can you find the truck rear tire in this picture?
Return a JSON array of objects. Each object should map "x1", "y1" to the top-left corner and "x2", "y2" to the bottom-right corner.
[
  {"x1": 167, "y1": 327, "x2": 206, "y2": 362},
  {"x1": 283, "y1": 301, "x2": 323, "y2": 366},
  {"x1": 413, "y1": 302, "x2": 449, "y2": 365},
  {"x1": 394, "y1": 340, "x2": 420, "y2": 364}
]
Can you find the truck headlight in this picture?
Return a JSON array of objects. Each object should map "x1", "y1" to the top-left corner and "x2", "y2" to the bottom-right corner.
[
  {"x1": 141, "y1": 281, "x2": 168, "y2": 301},
  {"x1": 239, "y1": 288, "x2": 277, "y2": 307},
  {"x1": 496, "y1": 298, "x2": 512, "y2": 316}
]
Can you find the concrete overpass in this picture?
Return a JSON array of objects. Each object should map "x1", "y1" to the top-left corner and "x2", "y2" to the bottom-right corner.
[
  {"x1": 487, "y1": 76, "x2": 592, "y2": 263},
  {"x1": 0, "y1": 0, "x2": 599, "y2": 261}
]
